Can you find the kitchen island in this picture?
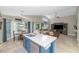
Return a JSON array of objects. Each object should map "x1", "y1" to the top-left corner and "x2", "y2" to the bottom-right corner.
[{"x1": 23, "y1": 34, "x2": 57, "y2": 53}]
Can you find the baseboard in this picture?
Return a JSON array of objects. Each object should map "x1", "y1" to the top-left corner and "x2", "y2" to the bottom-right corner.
[
  {"x1": 68, "y1": 34, "x2": 76, "y2": 37},
  {"x1": 0, "y1": 37, "x2": 14, "y2": 44},
  {"x1": 77, "y1": 39, "x2": 79, "y2": 46},
  {"x1": 0, "y1": 41, "x2": 3, "y2": 44}
]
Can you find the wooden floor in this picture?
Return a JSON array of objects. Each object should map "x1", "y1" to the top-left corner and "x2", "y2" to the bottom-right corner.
[
  {"x1": 55, "y1": 34, "x2": 79, "y2": 53},
  {"x1": 0, "y1": 40, "x2": 27, "y2": 53},
  {"x1": 0, "y1": 34, "x2": 79, "y2": 53}
]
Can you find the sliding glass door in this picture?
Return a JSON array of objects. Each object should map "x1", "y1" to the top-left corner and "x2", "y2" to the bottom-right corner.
[
  {"x1": 14, "y1": 20, "x2": 20, "y2": 33},
  {"x1": 33, "y1": 22, "x2": 41, "y2": 33},
  {"x1": 6, "y1": 20, "x2": 11, "y2": 40}
]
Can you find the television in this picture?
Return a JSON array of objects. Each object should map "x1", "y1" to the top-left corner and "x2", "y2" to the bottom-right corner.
[{"x1": 54, "y1": 25, "x2": 63, "y2": 29}]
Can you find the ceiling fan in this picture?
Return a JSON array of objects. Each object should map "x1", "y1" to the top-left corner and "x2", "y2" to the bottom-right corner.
[{"x1": 54, "y1": 12, "x2": 60, "y2": 18}]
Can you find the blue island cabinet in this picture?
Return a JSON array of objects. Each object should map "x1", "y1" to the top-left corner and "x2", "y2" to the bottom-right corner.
[
  {"x1": 23, "y1": 36, "x2": 55, "y2": 53},
  {"x1": 23, "y1": 37, "x2": 31, "y2": 53},
  {"x1": 39, "y1": 42, "x2": 55, "y2": 53}
]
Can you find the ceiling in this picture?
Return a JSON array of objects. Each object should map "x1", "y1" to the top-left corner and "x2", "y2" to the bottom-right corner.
[{"x1": 0, "y1": 6, "x2": 77, "y2": 17}]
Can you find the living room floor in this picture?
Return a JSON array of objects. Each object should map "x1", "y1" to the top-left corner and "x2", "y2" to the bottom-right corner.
[
  {"x1": 55, "y1": 34, "x2": 79, "y2": 53},
  {"x1": 0, "y1": 34, "x2": 79, "y2": 53}
]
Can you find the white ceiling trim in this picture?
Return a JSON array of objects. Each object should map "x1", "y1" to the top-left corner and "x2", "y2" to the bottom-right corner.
[{"x1": 0, "y1": 6, "x2": 77, "y2": 17}]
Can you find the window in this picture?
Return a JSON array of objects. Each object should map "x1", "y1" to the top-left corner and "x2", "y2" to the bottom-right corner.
[
  {"x1": 41, "y1": 22, "x2": 48, "y2": 29},
  {"x1": 24, "y1": 21, "x2": 28, "y2": 33},
  {"x1": 34, "y1": 23, "x2": 40, "y2": 30}
]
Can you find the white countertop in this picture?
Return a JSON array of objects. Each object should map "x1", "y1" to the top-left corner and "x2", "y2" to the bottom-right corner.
[{"x1": 24, "y1": 34, "x2": 57, "y2": 49}]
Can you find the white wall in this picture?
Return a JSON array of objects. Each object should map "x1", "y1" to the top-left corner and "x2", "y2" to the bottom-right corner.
[
  {"x1": 0, "y1": 17, "x2": 3, "y2": 43},
  {"x1": 77, "y1": 7, "x2": 79, "y2": 44},
  {"x1": 25, "y1": 16, "x2": 42, "y2": 22},
  {"x1": 50, "y1": 15, "x2": 76, "y2": 36}
]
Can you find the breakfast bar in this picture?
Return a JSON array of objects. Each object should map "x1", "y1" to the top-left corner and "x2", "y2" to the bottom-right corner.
[{"x1": 23, "y1": 34, "x2": 57, "y2": 53}]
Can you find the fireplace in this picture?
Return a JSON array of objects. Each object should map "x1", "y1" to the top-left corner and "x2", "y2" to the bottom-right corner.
[{"x1": 51, "y1": 23, "x2": 68, "y2": 35}]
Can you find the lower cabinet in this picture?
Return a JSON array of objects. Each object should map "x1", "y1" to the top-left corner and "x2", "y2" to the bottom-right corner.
[
  {"x1": 23, "y1": 37, "x2": 31, "y2": 53},
  {"x1": 23, "y1": 37, "x2": 55, "y2": 53},
  {"x1": 30, "y1": 41, "x2": 39, "y2": 53}
]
